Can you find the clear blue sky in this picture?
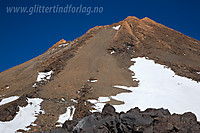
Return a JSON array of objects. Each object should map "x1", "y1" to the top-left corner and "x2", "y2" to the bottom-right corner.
[{"x1": 0, "y1": 0, "x2": 199, "y2": 72}]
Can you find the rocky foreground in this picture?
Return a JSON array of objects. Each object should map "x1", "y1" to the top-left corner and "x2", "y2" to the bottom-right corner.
[{"x1": 51, "y1": 104, "x2": 200, "y2": 133}]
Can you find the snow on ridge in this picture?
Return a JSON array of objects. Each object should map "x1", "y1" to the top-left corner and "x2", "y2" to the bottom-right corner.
[
  {"x1": 0, "y1": 96, "x2": 19, "y2": 106},
  {"x1": 112, "y1": 25, "x2": 121, "y2": 30},
  {"x1": 58, "y1": 43, "x2": 69, "y2": 48},
  {"x1": 0, "y1": 98, "x2": 44, "y2": 132},
  {"x1": 197, "y1": 72, "x2": 200, "y2": 75},
  {"x1": 56, "y1": 106, "x2": 76, "y2": 127}
]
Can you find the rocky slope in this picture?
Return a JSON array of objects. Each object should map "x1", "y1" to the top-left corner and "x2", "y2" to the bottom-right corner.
[
  {"x1": 0, "y1": 16, "x2": 200, "y2": 132},
  {"x1": 51, "y1": 104, "x2": 200, "y2": 133}
]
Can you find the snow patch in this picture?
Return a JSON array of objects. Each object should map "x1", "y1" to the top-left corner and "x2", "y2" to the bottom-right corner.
[
  {"x1": 88, "y1": 79, "x2": 98, "y2": 83},
  {"x1": 56, "y1": 106, "x2": 76, "y2": 127},
  {"x1": 33, "y1": 70, "x2": 54, "y2": 87},
  {"x1": 0, "y1": 98, "x2": 44, "y2": 132},
  {"x1": 88, "y1": 97, "x2": 110, "y2": 112},
  {"x1": 0, "y1": 96, "x2": 19, "y2": 106},
  {"x1": 197, "y1": 72, "x2": 200, "y2": 75},
  {"x1": 112, "y1": 57, "x2": 200, "y2": 120},
  {"x1": 88, "y1": 78, "x2": 98, "y2": 83},
  {"x1": 71, "y1": 99, "x2": 78, "y2": 103},
  {"x1": 31, "y1": 123, "x2": 37, "y2": 126},
  {"x1": 87, "y1": 57, "x2": 200, "y2": 120},
  {"x1": 36, "y1": 70, "x2": 53, "y2": 82},
  {"x1": 32, "y1": 83, "x2": 37, "y2": 88},
  {"x1": 110, "y1": 51, "x2": 116, "y2": 54},
  {"x1": 58, "y1": 43, "x2": 69, "y2": 48},
  {"x1": 112, "y1": 25, "x2": 121, "y2": 30}
]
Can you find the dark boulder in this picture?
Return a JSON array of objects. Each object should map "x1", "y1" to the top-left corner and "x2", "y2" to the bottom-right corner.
[{"x1": 51, "y1": 104, "x2": 200, "y2": 133}]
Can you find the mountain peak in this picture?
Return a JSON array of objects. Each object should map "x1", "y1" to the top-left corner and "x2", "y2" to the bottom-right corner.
[
  {"x1": 125, "y1": 16, "x2": 140, "y2": 20},
  {"x1": 1, "y1": 16, "x2": 200, "y2": 132},
  {"x1": 123, "y1": 16, "x2": 158, "y2": 25},
  {"x1": 141, "y1": 17, "x2": 160, "y2": 24},
  {"x1": 124, "y1": 16, "x2": 156, "y2": 22},
  {"x1": 141, "y1": 16, "x2": 152, "y2": 21}
]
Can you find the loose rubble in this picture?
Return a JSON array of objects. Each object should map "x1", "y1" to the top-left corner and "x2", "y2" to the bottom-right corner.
[{"x1": 51, "y1": 104, "x2": 200, "y2": 133}]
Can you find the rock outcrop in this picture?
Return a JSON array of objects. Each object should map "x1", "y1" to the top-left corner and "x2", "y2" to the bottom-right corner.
[
  {"x1": 0, "y1": 95, "x2": 27, "y2": 121},
  {"x1": 51, "y1": 104, "x2": 200, "y2": 133}
]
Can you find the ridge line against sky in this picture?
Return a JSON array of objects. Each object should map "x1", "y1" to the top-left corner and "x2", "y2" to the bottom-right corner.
[{"x1": 0, "y1": 0, "x2": 200, "y2": 72}]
